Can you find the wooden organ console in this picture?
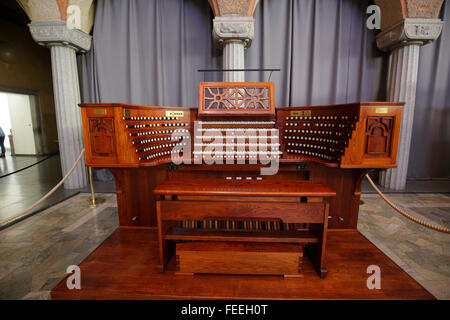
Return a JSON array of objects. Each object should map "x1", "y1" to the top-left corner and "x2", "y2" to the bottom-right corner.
[{"x1": 80, "y1": 82, "x2": 402, "y2": 278}]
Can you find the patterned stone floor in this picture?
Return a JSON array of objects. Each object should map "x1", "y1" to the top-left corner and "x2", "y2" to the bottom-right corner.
[
  {"x1": 358, "y1": 193, "x2": 450, "y2": 300},
  {"x1": 0, "y1": 191, "x2": 448, "y2": 299},
  {"x1": 0, "y1": 193, "x2": 118, "y2": 299}
]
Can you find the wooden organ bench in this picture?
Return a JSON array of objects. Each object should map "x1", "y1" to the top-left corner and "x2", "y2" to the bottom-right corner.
[
  {"x1": 154, "y1": 179, "x2": 335, "y2": 278},
  {"x1": 79, "y1": 82, "x2": 403, "y2": 280}
]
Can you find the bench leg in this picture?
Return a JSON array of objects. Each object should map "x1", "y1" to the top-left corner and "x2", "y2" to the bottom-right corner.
[
  {"x1": 156, "y1": 201, "x2": 166, "y2": 272},
  {"x1": 306, "y1": 202, "x2": 329, "y2": 279},
  {"x1": 156, "y1": 201, "x2": 175, "y2": 272}
]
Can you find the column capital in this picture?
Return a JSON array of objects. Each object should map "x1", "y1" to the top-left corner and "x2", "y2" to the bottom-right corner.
[
  {"x1": 213, "y1": 16, "x2": 255, "y2": 50},
  {"x1": 376, "y1": 18, "x2": 444, "y2": 52},
  {"x1": 28, "y1": 20, "x2": 92, "y2": 53}
]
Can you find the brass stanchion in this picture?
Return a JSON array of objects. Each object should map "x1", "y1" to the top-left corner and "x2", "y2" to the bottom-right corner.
[{"x1": 88, "y1": 167, "x2": 96, "y2": 208}]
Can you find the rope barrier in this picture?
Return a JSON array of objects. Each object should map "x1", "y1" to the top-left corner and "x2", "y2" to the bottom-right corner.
[
  {"x1": 365, "y1": 174, "x2": 450, "y2": 234},
  {"x1": 0, "y1": 149, "x2": 85, "y2": 227}
]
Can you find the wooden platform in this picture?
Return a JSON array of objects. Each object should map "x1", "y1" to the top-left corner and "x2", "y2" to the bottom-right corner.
[{"x1": 51, "y1": 228, "x2": 434, "y2": 300}]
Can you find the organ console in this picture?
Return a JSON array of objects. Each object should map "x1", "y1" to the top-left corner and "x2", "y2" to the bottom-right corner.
[{"x1": 80, "y1": 82, "x2": 402, "y2": 278}]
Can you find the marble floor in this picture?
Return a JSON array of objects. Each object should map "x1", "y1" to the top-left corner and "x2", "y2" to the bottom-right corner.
[
  {"x1": 0, "y1": 191, "x2": 448, "y2": 299},
  {"x1": 0, "y1": 154, "x2": 48, "y2": 177},
  {"x1": 0, "y1": 155, "x2": 79, "y2": 229},
  {"x1": 358, "y1": 193, "x2": 450, "y2": 299},
  {"x1": 0, "y1": 193, "x2": 118, "y2": 299}
]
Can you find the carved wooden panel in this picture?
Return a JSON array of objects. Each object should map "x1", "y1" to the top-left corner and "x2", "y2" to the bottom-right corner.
[
  {"x1": 89, "y1": 118, "x2": 116, "y2": 157},
  {"x1": 199, "y1": 82, "x2": 275, "y2": 118},
  {"x1": 365, "y1": 116, "x2": 394, "y2": 157}
]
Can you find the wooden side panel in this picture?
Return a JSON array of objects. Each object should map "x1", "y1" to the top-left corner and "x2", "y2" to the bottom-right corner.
[
  {"x1": 110, "y1": 166, "x2": 167, "y2": 227},
  {"x1": 341, "y1": 103, "x2": 403, "y2": 168},
  {"x1": 81, "y1": 105, "x2": 122, "y2": 167},
  {"x1": 306, "y1": 202, "x2": 329, "y2": 278},
  {"x1": 88, "y1": 118, "x2": 115, "y2": 157},
  {"x1": 308, "y1": 163, "x2": 367, "y2": 229},
  {"x1": 365, "y1": 116, "x2": 395, "y2": 156}
]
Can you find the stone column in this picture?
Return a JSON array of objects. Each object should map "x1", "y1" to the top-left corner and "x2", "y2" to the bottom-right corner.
[
  {"x1": 376, "y1": 18, "x2": 444, "y2": 190},
  {"x1": 213, "y1": 16, "x2": 254, "y2": 82},
  {"x1": 29, "y1": 21, "x2": 91, "y2": 189},
  {"x1": 223, "y1": 40, "x2": 245, "y2": 81}
]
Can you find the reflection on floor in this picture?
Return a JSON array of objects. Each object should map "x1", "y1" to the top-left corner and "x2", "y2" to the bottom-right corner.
[
  {"x1": 0, "y1": 154, "x2": 47, "y2": 177},
  {"x1": 0, "y1": 191, "x2": 448, "y2": 299},
  {"x1": 0, "y1": 193, "x2": 118, "y2": 299},
  {"x1": 358, "y1": 193, "x2": 450, "y2": 299},
  {"x1": 0, "y1": 155, "x2": 78, "y2": 228}
]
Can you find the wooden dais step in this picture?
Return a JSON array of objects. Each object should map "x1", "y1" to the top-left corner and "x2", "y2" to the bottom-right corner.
[{"x1": 176, "y1": 242, "x2": 303, "y2": 278}]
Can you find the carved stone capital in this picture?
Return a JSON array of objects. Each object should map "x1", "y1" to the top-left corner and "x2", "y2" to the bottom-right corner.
[
  {"x1": 213, "y1": 16, "x2": 255, "y2": 49},
  {"x1": 376, "y1": 18, "x2": 444, "y2": 52},
  {"x1": 28, "y1": 21, "x2": 92, "y2": 53}
]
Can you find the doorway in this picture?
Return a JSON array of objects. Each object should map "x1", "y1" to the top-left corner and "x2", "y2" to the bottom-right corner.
[{"x1": 0, "y1": 91, "x2": 43, "y2": 155}]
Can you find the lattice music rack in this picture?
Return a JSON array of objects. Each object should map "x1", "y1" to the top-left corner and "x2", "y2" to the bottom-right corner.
[{"x1": 198, "y1": 82, "x2": 275, "y2": 118}]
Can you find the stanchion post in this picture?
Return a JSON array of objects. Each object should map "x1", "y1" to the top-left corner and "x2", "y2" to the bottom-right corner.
[{"x1": 88, "y1": 167, "x2": 96, "y2": 208}]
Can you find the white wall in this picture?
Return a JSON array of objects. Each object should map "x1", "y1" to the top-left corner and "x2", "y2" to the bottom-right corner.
[
  {"x1": 6, "y1": 93, "x2": 37, "y2": 155},
  {"x1": 0, "y1": 92, "x2": 12, "y2": 149}
]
